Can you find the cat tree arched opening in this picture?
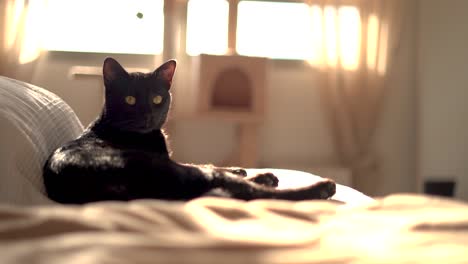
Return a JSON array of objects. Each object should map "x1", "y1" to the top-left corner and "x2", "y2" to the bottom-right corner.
[{"x1": 211, "y1": 67, "x2": 253, "y2": 111}]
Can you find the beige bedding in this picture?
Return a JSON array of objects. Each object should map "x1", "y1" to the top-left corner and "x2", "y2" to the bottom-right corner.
[{"x1": 1, "y1": 194, "x2": 467, "y2": 264}]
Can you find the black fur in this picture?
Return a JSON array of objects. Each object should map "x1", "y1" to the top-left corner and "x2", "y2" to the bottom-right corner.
[{"x1": 43, "y1": 58, "x2": 335, "y2": 204}]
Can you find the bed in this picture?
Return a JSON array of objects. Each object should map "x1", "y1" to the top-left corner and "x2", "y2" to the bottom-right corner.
[{"x1": 1, "y1": 76, "x2": 467, "y2": 264}]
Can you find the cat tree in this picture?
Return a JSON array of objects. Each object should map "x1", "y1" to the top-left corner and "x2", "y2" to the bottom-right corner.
[
  {"x1": 189, "y1": 54, "x2": 268, "y2": 167},
  {"x1": 167, "y1": 0, "x2": 268, "y2": 167},
  {"x1": 191, "y1": 54, "x2": 267, "y2": 122}
]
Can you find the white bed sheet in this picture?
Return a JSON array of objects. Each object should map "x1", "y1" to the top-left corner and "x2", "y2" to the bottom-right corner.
[{"x1": 247, "y1": 169, "x2": 373, "y2": 205}]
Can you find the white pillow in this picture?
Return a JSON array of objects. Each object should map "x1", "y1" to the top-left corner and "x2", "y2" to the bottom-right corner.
[{"x1": 0, "y1": 77, "x2": 84, "y2": 205}]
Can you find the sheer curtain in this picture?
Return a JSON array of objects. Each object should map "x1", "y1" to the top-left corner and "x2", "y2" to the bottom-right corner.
[
  {"x1": 0, "y1": 0, "x2": 44, "y2": 82},
  {"x1": 309, "y1": 0, "x2": 404, "y2": 193}
]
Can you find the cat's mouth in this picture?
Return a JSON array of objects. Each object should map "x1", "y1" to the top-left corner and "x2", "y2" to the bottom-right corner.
[
  {"x1": 111, "y1": 117, "x2": 164, "y2": 134},
  {"x1": 143, "y1": 116, "x2": 164, "y2": 131},
  {"x1": 118, "y1": 121, "x2": 160, "y2": 134}
]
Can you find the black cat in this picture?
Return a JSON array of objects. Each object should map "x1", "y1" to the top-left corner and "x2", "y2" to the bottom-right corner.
[{"x1": 43, "y1": 58, "x2": 336, "y2": 204}]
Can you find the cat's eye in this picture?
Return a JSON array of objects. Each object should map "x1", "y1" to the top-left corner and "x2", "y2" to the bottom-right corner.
[
  {"x1": 153, "y1": 95, "x2": 163, "y2": 105},
  {"x1": 125, "y1": 96, "x2": 136, "y2": 105}
]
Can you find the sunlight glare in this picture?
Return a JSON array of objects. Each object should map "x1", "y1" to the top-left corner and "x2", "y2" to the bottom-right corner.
[
  {"x1": 20, "y1": 0, "x2": 44, "y2": 64},
  {"x1": 324, "y1": 6, "x2": 338, "y2": 67},
  {"x1": 309, "y1": 5, "x2": 361, "y2": 71},
  {"x1": 366, "y1": 14, "x2": 379, "y2": 71},
  {"x1": 236, "y1": 1, "x2": 313, "y2": 60},
  {"x1": 43, "y1": 0, "x2": 164, "y2": 54},
  {"x1": 186, "y1": 0, "x2": 229, "y2": 56},
  {"x1": 308, "y1": 5, "x2": 324, "y2": 66},
  {"x1": 377, "y1": 21, "x2": 389, "y2": 75},
  {"x1": 338, "y1": 6, "x2": 360, "y2": 71},
  {"x1": 5, "y1": 0, "x2": 24, "y2": 50}
]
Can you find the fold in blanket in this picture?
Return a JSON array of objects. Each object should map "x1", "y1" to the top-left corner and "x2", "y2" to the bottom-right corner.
[{"x1": 1, "y1": 194, "x2": 467, "y2": 264}]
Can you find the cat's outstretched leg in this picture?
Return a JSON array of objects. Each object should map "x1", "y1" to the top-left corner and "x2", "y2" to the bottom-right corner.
[
  {"x1": 209, "y1": 171, "x2": 336, "y2": 201},
  {"x1": 201, "y1": 165, "x2": 279, "y2": 187},
  {"x1": 196, "y1": 165, "x2": 247, "y2": 176},
  {"x1": 218, "y1": 168, "x2": 278, "y2": 187},
  {"x1": 174, "y1": 162, "x2": 334, "y2": 201}
]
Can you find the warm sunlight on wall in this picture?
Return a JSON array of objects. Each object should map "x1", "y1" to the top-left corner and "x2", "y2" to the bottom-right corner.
[
  {"x1": 43, "y1": 0, "x2": 164, "y2": 54},
  {"x1": 186, "y1": 0, "x2": 229, "y2": 56}
]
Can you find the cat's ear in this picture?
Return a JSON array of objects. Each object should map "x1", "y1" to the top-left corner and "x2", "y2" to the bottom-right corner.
[
  {"x1": 103, "y1": 57, "x2": 128, "y2": 83},
  {"x1": 153, "y1": 60, "x2": 177, "y2": 87}
]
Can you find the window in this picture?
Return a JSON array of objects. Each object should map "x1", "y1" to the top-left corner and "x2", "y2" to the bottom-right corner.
[
  {"x1": 185, "y1": 0, "x2": 362, "y2": 67},
  {"x1": 43, "y1": 0, "x2": 164, "y2": 54},
  {"x1": 236, "y1": 1, "x2": 314, "y2": 60},
  {"x1": 185, "y1": 0, "x2": 229, "y2": 56}
]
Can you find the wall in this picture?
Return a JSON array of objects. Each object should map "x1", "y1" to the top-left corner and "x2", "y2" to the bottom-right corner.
[
  {"x1": 27, "y1": 1, "x2": 418, "y2": 197},
  {"x1": 418, "y1": 0, "x2": 468, "y2": 200}
]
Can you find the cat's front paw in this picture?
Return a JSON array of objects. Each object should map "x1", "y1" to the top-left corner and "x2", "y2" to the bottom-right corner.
[{"x1": 246, "y1": 173, "x2": 279, "y2": 188}]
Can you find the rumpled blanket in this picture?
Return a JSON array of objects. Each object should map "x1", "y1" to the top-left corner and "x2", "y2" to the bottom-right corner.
[{"x1": 1, "y1": 194, "x2": 467, "y2": 264}]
